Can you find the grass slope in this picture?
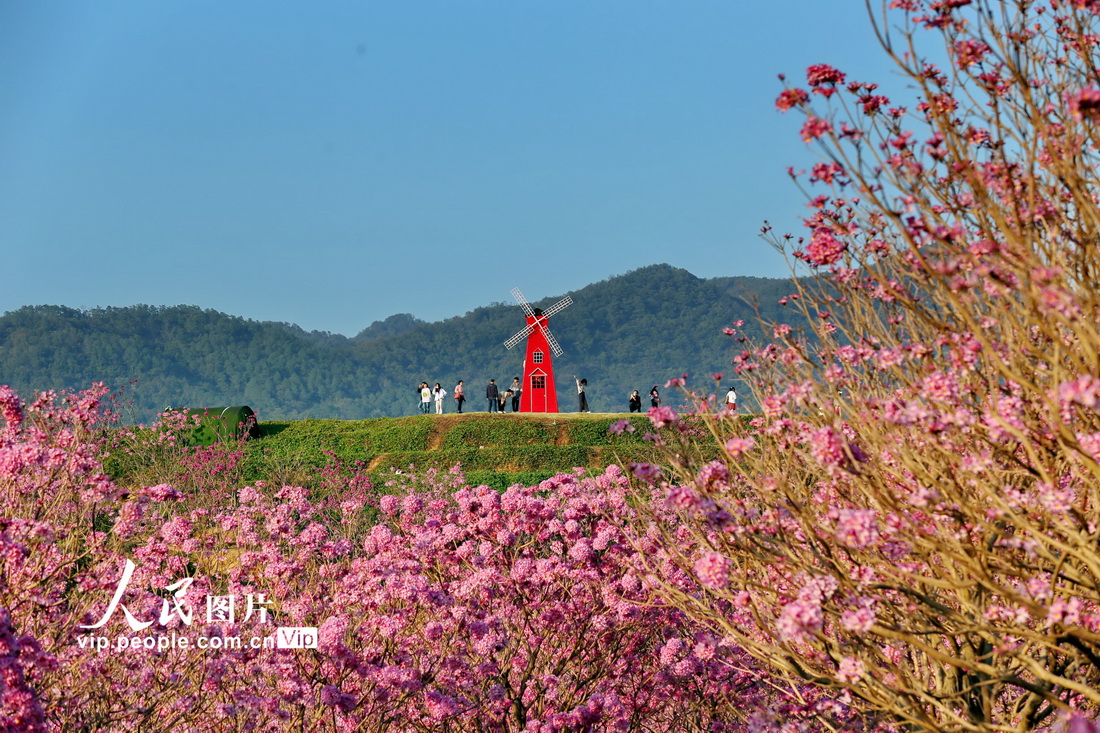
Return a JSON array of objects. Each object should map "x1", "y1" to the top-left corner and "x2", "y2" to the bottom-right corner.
[{"x1": 244, "y1": 412, "x2": 661, "y2": 491}]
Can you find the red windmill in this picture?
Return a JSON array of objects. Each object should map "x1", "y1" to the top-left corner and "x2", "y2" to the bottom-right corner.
[{"x1": 503, "y1": 288, "x2": 573, "y2": 413}]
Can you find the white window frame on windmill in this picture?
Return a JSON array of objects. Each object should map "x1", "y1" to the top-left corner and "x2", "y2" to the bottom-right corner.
[{"x1": 533, "y1": 351, "x2": 544, "y2": 364}]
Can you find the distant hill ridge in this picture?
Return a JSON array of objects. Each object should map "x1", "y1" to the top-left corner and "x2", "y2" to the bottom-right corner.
[{"x1": 0, "y1": 264, "x2": 793, "y2": 420}]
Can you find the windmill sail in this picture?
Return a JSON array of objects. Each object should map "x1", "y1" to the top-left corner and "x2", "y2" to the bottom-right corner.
[
  {"x1": 503, "y1": 290, "x2": 572, "y2": 352},
  {"x1": 510, "y1": 288, "x2": 536, "y2": 318},
  {"x1": 541, "y1": 295, "x2": 572, "y2": 319},
  {"x1": 543, "y1": 327, "x2": 563, "y2": 357},
  {"x1": 504, "y1": 324, "x2": 535, "y2": 350}
]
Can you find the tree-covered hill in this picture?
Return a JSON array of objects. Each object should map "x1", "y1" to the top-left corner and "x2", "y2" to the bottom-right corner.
[{"x1": 0, "y1": 264, "x2": 793, "y2": 420}]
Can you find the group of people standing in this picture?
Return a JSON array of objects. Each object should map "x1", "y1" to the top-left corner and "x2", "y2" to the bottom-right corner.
[
  {"x1": 418, "y1": 379, "x2": 738, "y2": 415},
  {"x1": 416, "y1": 380, "x2": 474, "y2": 414},
  {"x1": 419, "y1": 378, "x2": 523, "y2": 414},
  {"x1": 417, "y1": 382, "x2": 451, "y2": 414},
  {"x1": 623, "y1": 385, "x2": 738, "y2": 413},
  {"x1": 627, "y1": 386, "x2": 663, "y2": 413},
  {"x1": 485, "y1": 377, "x2": 523, "y2": 413},
  {"x1": 420, "y1": 376, "x2": 587, "y2": 414}
]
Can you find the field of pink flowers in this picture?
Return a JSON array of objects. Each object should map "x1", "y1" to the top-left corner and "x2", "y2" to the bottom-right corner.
[
  {"x1": 9, "y1": 1, "x2": 1100, "y2": 730},
  {"x1": 0, "y1": 384, "x2": 864, "y2": 732}
]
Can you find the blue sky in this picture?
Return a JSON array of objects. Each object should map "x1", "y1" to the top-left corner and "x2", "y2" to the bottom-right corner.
[{"x1": 1, "y1": 1, "x2": 888, "y2": 336}]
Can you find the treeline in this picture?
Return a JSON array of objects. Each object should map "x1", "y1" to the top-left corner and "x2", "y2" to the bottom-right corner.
[{"x1": 0, "y1": 264, "x2": 795, "y2": 421}]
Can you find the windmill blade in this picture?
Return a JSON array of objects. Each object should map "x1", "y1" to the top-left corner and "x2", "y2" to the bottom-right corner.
[
  {"x1": 541, "y1": 295, "x2": 573, "y2": 319},
  {"x1": 542, "y1": 325, "x2": 564, "y2": 357},
  {"x1": 504, "y1": 323, "x2": 535, "y2": 350},
  {"x1": 511, "y1": 287, "x2": 536, "y2": 318}
]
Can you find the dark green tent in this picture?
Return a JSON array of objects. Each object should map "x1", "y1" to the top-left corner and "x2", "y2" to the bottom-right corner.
[{"x1": 170, "y1": 406, "x2": 259, "y2": 447}]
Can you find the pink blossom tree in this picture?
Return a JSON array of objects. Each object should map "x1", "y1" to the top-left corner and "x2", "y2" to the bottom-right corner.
[{"x1": 630, "y1": 1, "x2": 1100, "y2": 730}]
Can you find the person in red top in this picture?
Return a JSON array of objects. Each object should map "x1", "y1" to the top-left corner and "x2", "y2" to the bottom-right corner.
[{"x1": 454, "y1": 380, "x2": 466, "y2": 413}]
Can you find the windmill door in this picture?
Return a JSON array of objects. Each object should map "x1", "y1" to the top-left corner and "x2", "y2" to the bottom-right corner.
[{"x1": 529, "y1": 370, "x2": 548, "y2": 413}]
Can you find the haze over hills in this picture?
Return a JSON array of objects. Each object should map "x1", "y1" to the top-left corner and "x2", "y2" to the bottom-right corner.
[{"x1": 0, "y1": 265, "x2": 795, "y2": 421}]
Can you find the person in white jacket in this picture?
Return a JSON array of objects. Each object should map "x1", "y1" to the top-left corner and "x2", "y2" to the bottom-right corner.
[
  {"x1": 433, "y1": 383, "x2": 447, "y2": 414},
  {"x1": 725, "y1": 385, "x2": 738, "y2": 412}
]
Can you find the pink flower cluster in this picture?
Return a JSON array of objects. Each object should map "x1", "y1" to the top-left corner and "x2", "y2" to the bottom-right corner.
[
  {"x1": 806, "y1": 64, "x2": 847, "y2": 90},
  {"x1": 799, "y1": 227, "x2": 847, "y2": 266},
  {"x1": 1069, "y1": 87, "x2": 1100, "y2": 121},
  {"x1": 0, "y1": 386, "x2": 24, "y2": 430},
  {"x1": 0, "y1": 607, "x2": 46, "y2": 732},
  {"x1": 694, "y1": 551, "x2": 732, "y2": 590},
  {"x1": 776, "y1": 87, "x2": 810, "y2": 111}
]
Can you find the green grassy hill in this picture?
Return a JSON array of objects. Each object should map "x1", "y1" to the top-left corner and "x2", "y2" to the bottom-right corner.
[{"x1": 242, "y1": 412, "x2": 663, "y2": 490}]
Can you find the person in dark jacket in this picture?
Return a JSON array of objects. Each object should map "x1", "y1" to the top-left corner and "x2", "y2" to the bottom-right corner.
[
  {"x1": 486, "y1": 379, "x2": 500, "y2": 413},
  {"x1": 510, "y1": 377, "x2": 523, "y2": 412},
  {"x1": 650, "y1": 386, "x2": 661, "y2": 408},
  {"x1": 629, "y1": 390, "x2": 642, "y2": 413}
]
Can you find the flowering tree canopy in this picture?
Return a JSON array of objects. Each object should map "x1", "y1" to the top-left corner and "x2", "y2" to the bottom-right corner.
[{"x1": 632, "y1": 1, "x2": 1100, "y2": 731}]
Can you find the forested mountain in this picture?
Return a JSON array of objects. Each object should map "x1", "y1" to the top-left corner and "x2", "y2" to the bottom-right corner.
[{"x1": 0, "y1": 265, "x2": 796, "y2": 420}]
